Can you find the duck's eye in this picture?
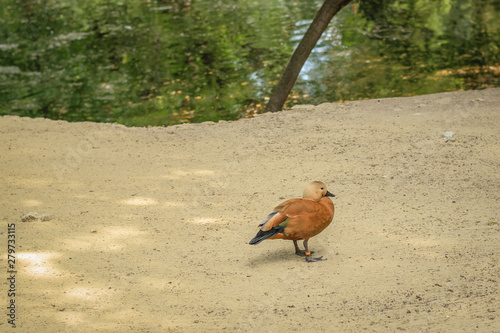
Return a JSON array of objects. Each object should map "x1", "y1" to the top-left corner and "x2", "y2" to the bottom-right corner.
[{"x1": 321, "y1": 187, "x2": 324, "y2": 190}]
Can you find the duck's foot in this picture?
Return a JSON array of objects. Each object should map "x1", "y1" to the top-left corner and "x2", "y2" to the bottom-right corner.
[
  {"x1": 301, "y1": 240, "x2": 326, "y2": 262},
  {"x1": 305, "y1": 255, "x2": 326, "y2": 262},
  {"x1": 295, "y1": 249, "x2": 315, "y2": 257}
]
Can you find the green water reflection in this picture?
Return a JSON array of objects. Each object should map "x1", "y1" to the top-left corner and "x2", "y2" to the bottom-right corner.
[{"x1": 1, "y1": 0, "x2": 498, "y2": 126}]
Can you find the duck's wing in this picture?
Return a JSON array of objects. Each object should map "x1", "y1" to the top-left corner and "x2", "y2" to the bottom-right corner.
[{"x1": 258, "y1": 199, "x2": 299, "y2": 231}]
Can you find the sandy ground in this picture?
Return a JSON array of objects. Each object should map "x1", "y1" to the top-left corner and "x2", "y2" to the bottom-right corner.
[{"x1": 0, "y1": 88, "x2": 499, "y2": 332}]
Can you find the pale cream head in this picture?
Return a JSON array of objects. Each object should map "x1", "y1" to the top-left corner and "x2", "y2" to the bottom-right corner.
[{"x1": 302, "y1": 181, "x2": 334, "y2": 202}]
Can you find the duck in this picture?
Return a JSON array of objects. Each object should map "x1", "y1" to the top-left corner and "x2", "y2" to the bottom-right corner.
[{"x1": 249, "y1": 181, "x2": 335, "y2": 262}]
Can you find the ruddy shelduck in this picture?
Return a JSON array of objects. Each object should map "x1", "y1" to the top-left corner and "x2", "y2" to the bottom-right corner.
[{"x1": 249, "y1": 181, "x2": 335, "y2": 262}]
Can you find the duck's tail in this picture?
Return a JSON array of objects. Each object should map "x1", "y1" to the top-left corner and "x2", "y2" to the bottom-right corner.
[{"x1": 249, "y1": 226, "x2": 284, "y2": 245}]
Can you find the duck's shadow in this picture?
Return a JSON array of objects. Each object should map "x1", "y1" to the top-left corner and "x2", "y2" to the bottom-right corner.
[{"x1": 246, "y1": 248, "x2": 300, "y2": 267}]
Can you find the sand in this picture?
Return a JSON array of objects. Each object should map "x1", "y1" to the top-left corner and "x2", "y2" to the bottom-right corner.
[{"x1": 1, "y1": 88, "x2": 499, "y2": 332}]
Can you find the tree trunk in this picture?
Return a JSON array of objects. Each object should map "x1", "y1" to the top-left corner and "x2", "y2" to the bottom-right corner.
[{"x1": 265, "y1": 0, "x2": 352, "y2": 112}]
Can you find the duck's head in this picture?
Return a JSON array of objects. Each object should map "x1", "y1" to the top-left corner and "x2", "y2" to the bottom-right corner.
[{"x1": 303, "y1": 181, "x2": 335, "y2": 202}]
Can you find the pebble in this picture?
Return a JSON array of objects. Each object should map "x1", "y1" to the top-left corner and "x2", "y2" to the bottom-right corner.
[
  {"x1": 443, "y1": 131, "x2": 455, "y2": 141},
  {"x1": 38, "y1": 214, "x2": 52, "y2": 222},
  {"x1": 21, "y1": 212, "x2": 52, "y2": 222},
  {"x1": 21, "y1": 212, "x2": 38, "y2": 222}
]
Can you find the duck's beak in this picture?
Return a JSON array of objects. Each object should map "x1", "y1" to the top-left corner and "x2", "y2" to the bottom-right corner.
[{"x1": 325, "y1": 191, "x2": 335, "y2": 197}]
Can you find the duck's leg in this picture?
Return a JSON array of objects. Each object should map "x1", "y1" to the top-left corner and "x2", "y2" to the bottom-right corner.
[
  {"x1": 303, "y1": 240, "x2": 326, "y2": 262},
  {"x1": 293, "y1": 240, "x2": 314, "y2": 256}
]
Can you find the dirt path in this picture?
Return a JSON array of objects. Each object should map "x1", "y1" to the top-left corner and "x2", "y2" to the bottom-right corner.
[{"x1": 1, "y1": 88, "x2": 499, "y2": 332}]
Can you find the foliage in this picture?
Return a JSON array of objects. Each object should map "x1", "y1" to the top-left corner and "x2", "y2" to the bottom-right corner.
[
  {"x1": 0, "y1": 0, "x2": 498, "y2": 126},
  {"x1": 303, "y1": 0, "x2": 500, "y2": 104},
  {"x1": 0, "y1": 0, "x2": 316, "y2": 125}
]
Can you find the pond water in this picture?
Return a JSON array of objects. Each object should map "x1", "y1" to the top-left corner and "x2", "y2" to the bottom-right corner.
[{"x1": 1, "y1": 0, "x2": 498, "y2": 126}]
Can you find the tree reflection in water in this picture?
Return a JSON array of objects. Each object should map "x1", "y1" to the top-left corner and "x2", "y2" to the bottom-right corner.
[{"x1": 0, "y1": 0, "x2": 498, "y2": 126}]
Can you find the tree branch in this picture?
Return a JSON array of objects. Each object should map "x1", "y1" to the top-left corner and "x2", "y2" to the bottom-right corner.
[{"x1": 265, "y1": 0, "x2": 352, "y2": 112}]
